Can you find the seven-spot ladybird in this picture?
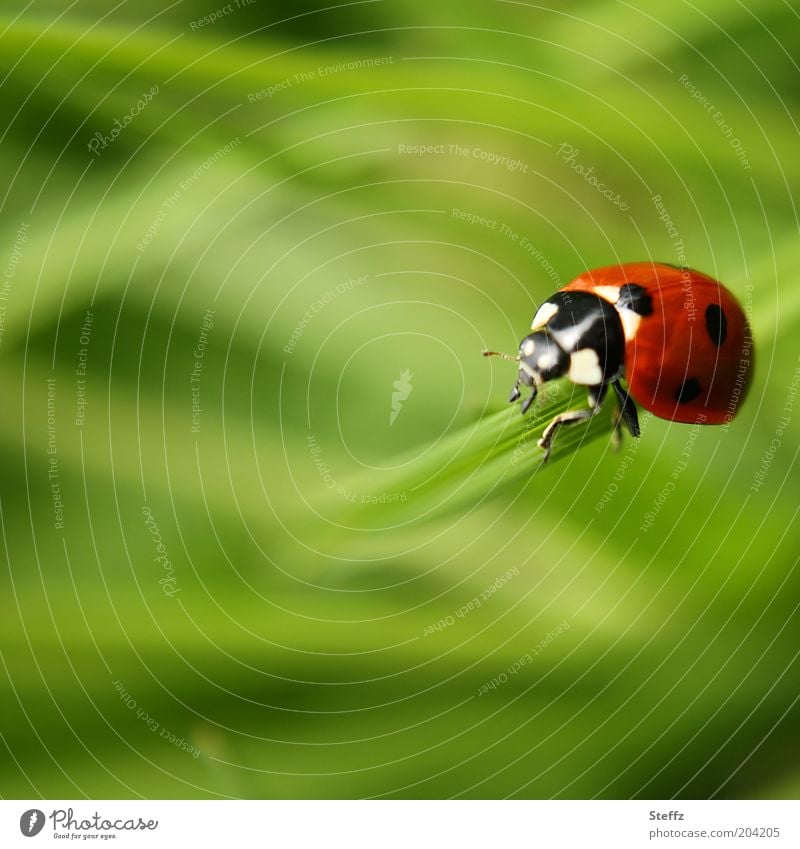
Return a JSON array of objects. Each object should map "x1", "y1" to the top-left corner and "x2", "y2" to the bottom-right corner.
[{"x1": 484, "y1": 263, "x2": 754, "y2": 460}]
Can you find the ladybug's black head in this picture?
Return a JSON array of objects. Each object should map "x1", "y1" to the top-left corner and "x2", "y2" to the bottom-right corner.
[
  {"x1": 516, "y1": 331, "x2": 570, "y2": 385},
  {"x1": 483, "y1": 330, "x2": 569, "y2": 413}
]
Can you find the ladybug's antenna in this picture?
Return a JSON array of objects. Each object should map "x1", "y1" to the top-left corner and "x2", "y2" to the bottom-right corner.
[{"x1": 482, "y1": 350, "x2": 518, "y2": 362}]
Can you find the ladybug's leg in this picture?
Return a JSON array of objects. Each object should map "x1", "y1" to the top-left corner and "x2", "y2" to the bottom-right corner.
[
  {"x1": 515, "y1": 383, "x2": 537, "y2": 415},
  {"x1": 610, "y1": 408, "x2": 624, "y2": 452},
  {"x1": 610, "y1": 380, "x2": 640, "y2": 438},
  {"x1": 520, "y1": 389, "x2": 536, "y2": 415},
  {"x1": 537, "y1": 384, "x2": 607, "y2": 461}
]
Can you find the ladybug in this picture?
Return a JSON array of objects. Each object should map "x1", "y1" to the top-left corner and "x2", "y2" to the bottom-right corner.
[{"x1": 484, "y1": 262, "x2": 754, "y2": 459}]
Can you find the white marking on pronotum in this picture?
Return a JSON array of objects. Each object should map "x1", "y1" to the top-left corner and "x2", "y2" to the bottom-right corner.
[
  {"x1": 522, "y1": 338, "x2": 535, "y2": 357},
  {"x1": 552, "y1": 314, "x2": 594, "y2": 353},
  {"x1": 592, "y1": 285, "x2": 621, "y2": 304},
  {"x1": 618, "y1": 309, "x2": 642, "y2": 341},
  {"x1": 531, "y1": 301, "x2": 558, "y2": 329},
  {"x1": 568, "y1": 348, "x2": 603, "y2": 385}
]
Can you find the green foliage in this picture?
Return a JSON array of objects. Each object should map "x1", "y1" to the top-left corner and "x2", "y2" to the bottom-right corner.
[{"x1": 0, "y1": 0, "x2": 798, "y2": 799}]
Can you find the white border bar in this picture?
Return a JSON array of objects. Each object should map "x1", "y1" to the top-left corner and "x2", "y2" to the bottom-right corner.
[{"x1": 3, "y1": 800, "x2": 797, "y2": 848}]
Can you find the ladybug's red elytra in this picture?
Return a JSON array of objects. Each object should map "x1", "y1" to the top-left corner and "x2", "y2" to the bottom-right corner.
[{"x1": 484, "y1": 262, "x2": 754, "y2": 460}]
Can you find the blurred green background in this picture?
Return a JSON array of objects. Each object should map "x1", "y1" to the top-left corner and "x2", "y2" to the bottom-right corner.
[{"x1": 0, "y1": 0, "x2": 798, "y2": 799}]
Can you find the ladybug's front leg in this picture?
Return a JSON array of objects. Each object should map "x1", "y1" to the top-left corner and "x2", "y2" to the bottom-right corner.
[
  {"x1": 510, "y1": 379, "x2": 537, "y2": 415},
  {"x1": 538, "y1": 384, "x2": 607, "y2": 462},
  {"x1": 610, "y1": 380, "x2": 640, "y2": 437}
]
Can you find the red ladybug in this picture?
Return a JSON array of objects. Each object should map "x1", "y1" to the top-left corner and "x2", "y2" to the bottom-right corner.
[{"x1": 484, "y1": 262, "x2": 754, "y2": 459}]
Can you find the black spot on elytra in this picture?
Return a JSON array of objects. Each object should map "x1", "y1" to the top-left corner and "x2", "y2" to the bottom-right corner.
[
  {"x1": 617, "y1": 283, "x2": 653, "y2": 316},
  {"x1": 705, "y1": 303, "x2": 728, "y2": 346},
  {"x1": 675, "y1": 377, "x2": 702, "y2": 404}
]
